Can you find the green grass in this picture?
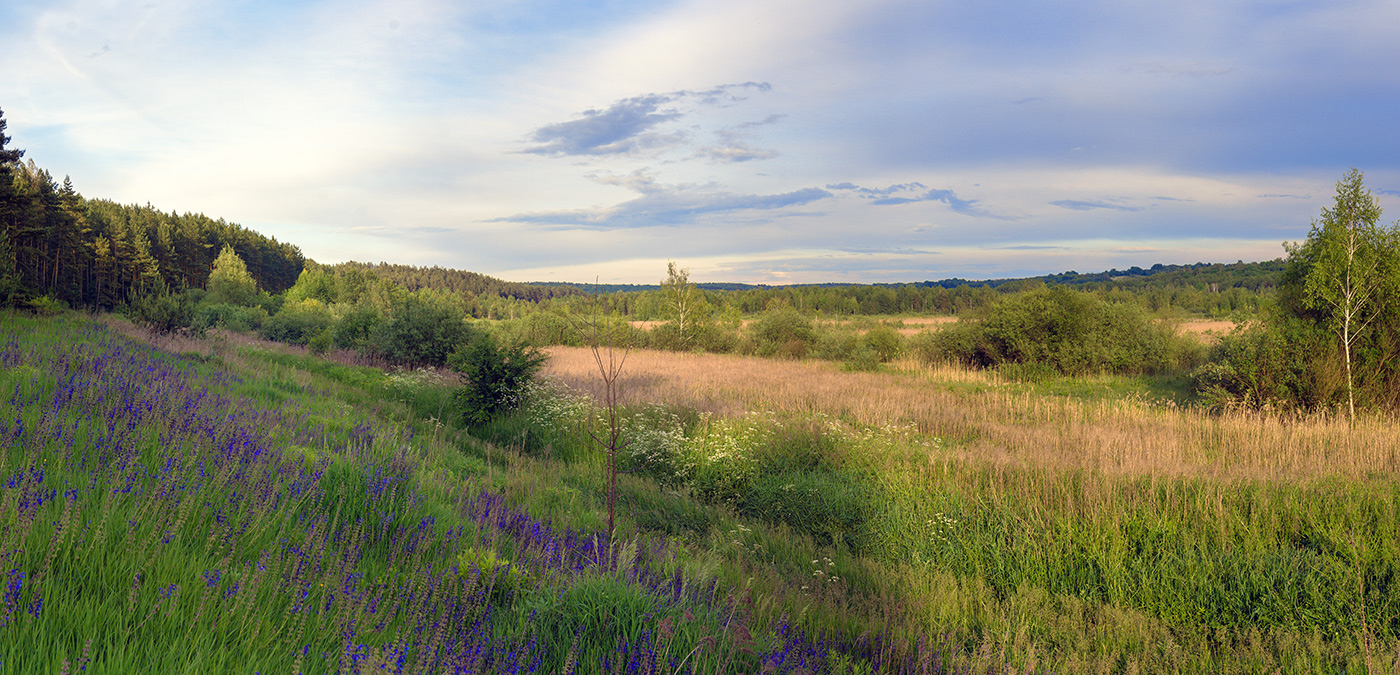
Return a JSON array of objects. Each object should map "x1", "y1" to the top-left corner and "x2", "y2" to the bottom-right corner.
[{"x1": 7, "y1": 310, "x2": 1399, "y2": 673}]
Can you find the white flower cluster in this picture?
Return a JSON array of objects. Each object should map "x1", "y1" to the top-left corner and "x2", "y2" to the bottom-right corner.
[
  {"x1": 384, "y1": 366, "x2": 447, "y2": 394},
  {"x1": 521, "y1": 379, "x2": 593, "y2": 437},
  {"x1": 620, "y1": 404, "x2": 691, "y2": 483},
  {"x1": 926, "y1": 511, "x2": 959, "y2": 547}
]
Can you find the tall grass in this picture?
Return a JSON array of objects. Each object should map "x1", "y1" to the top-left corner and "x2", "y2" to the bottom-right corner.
[{"x1": 540, "y1": 344, "x2": 1400, "y2": 672}]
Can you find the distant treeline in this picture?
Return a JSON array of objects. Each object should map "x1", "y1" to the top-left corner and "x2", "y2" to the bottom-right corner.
[
  {"x1": 530, "y1": 260, "x2": 1283, "y2": 319},
  {"x1": 1, "y1": 111, "x2": 304, "y2": 309}
]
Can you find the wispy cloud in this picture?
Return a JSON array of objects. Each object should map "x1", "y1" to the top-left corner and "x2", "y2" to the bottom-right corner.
[
  {"x1": 492, "y1": 169, "x2": 830, "y2": 228},
  {"x1": 828, "y1": 182, "x2": 1001, "y2": 217},
  {"x1": 1051, "y1": 200, "x2": 1142, "y2": 212}
]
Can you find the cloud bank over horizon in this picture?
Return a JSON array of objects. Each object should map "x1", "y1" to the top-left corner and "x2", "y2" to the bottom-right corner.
[{"x1": 2, "y1": 0, "x2": 1398, "y2": 284}]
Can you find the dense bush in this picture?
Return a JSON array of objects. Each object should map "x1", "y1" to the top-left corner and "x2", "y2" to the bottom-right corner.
[
  {"x1": 365, "y1": 295, "x2": 473, "y2": 367},
  {"x1": 929, "y1": 287, "x2": 1194, "y2": 375},
  {"x1": 331, "y1": 304, "x2": 382, "y2": 349},
  {"x1": 1195, "y1": 171, "x2": 1400, "y2": 412},
  {"x1": 1194, "y1": 317, "x2": 1338, "y2": 410},
  {"x1": 259, "y1": 299, "x2": 334, "y2": 345},
  {"x1": 194, "y1": 302, "x2": 268, "y2": 332},
  {"x1": 449, "y1": 332, "x2": 547, "y2": 427},
  {"x1": 128, "y1": 287, "x2": 198, "y2": 335},
  {"x1": 494, "y1": 310, "x2": 582, "y2": 347},
  {"x1": 749, "y1": 308, "x2": 817, "y2": 358}
]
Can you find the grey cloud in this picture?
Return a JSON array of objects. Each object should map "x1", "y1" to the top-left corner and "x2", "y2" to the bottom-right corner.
[
  {"x1": 523, "y1": 83, "x2": 775, "y2": 157},
  {"x1": 1051, "y1": 200, "x2": 1142, "y2": 212},
  {"x1": 1255, "y1": 193, "x2": 1311, "y2": 199},
  {"x1": 1377, "y1": 189, "x2": 1400, "y2": 197},
  {"x1": 828, "y1": 182, "x2": 927, "y2": 197},
  {"x1": 523, "y1": 94, "x2": 685, "y2": 156},
  {"x1": 693, "y1": 81, "x2": 772, "y2": 105}
]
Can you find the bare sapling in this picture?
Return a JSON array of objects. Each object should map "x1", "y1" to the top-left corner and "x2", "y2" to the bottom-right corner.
[{"x1": 562, "y1": 293, "x2": 632, "y2": 563}]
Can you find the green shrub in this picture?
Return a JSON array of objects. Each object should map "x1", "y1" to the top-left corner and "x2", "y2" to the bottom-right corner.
[
  {"x1": 194, "y1": 303, "x2": 267, "y2": 332},
  {"x1": 27, "y1": 294, "x2": 67, "y2": 316},
  {"x1": 1193, "y1": 318, "x2": 1333, "y2": 409},
  {"x1": 307, "y1": 328, "x2": 333, "y2": 357},
  {"x1": 259, "y1": 299, "x2": 334, "y2": 345},
  {"x1": 495, "y1": 311, "x2": 582, "y2": 347},
  {"x1": 365, "y1": 295, "x2": 473, "y2": 367},
  {"x1": 934, "y1": 287, "x2": 1188, "y2": 375},
  {"x1": 332, "y1": 304, "x2": 381, "y2": 349},
  {"x1": 750, "y1": 308, "x2": 817, "y2": 358},
  {"x1": 128, "y1": 288, "x2": 197, "y2": 335},
  {"x1": 449, "y1": 332, "x2": 547, "y2": 427},
  {"x1": 863, "y1": 325, "x2": 904, "y2": 362}
]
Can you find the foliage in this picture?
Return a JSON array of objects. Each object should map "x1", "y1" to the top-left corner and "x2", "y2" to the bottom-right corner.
[
  {"x1": 932, "y1": 286, "x2": 1191, "y2": 375},
  {"x1": 1202, "y1": 169, "x2": 1400, "y2": 412},
  {"x1": 364, "y1": 294, "x2": 473, "y2": 367},
  {"x1": 193, "y1": 302, "x2": 267, "y2": 332},
  {"x1": 258, "y1": 298, "x2": 334, "y2": 345},
  {"x1": 26, "y1": 294, "x2": 67, "y2": 316},
  {"x1": 1193, "y1": 317, "x2": 1334, "y2": 410},
  {"x1": 306, "y1": 328, "x2": 333, "y2": 356},
  {"x1": 206, "y1": 245, "x2": 258, "y2": 306},
  {"x1": 449, "y1": 331, "x2": 547, "y2": 427},
  {"x1": 749, "y1": 308, "x2": 817, "y2": 358},
  {"x1": 331, "y1": 303, "x2": 382, "y2": 349},
  {"x1": 660, "y1": 262, "x2": 712, "y2": 350},
  {"x1": 127, "y1": 286, "x2": 198, "y2": 335},
  {"x1": 862, "y1": 324, "x2": 903, "y2": 362},
  {"x1": 1292, "y1": 169, "x2": 1400, "y2": 418}
]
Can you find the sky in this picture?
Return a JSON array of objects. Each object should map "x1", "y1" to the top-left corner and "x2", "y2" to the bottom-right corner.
[{"x1": 3, "y1": 0, "x2": 1400, "y2": 285}]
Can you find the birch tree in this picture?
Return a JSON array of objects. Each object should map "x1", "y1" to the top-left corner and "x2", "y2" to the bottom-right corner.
[{"x1": 1295, "y1": 169, "x2": 1400, "y2": 420}]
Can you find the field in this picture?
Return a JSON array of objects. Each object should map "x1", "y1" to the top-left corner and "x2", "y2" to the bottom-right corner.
[
  {"x1": 4, "y1": 311, "x2": 1399, "y2": 673},
  {"x1": 540, "y1": 345, "x2": 1400, "y2": 672}
]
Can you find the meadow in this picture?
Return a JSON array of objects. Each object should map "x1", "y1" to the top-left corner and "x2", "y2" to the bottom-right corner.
[
  {"x1": 4, "y1": 310, "x2": 1398, "y2": 673},
  {"x1": 537, "y1": 345, "x2": 1400, "y2": 673}
]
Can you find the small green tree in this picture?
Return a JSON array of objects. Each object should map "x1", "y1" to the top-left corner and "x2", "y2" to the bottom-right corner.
[
  {"x1": 207, "y1": 245, "x2": 258, "y2": 306},
  {"x1": 449, "y1": 332, "x2": 547, "y2": 427},
  {"x1": 661, "y1": 261, "x2": 709, "y2": 349},
  {"x1": 1289, "y1": 168, "x2": 1400, "y2": 420}
]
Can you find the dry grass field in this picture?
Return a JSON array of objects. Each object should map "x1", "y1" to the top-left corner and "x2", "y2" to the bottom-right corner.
[{"x1": 542, "y1": 345, "x2": 1400, "y2": 483}]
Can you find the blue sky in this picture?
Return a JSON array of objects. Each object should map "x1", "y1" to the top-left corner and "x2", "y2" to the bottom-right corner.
[{"x1": 3, "y1": 0, "x2": 1399, "y2": 284}]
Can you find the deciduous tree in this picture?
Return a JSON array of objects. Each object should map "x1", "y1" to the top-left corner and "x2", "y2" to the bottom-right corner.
[
  {"x1": 1289, "y1": 168, "x2": 1400, "y2": 420},
  {"x1": 207, "y1": 244, "x2": 258, "y2": 306}
]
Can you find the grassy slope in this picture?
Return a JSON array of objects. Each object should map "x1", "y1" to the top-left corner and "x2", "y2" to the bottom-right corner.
[{"x1": 0, "y1": 313, "x2": 847, "y2": 674}]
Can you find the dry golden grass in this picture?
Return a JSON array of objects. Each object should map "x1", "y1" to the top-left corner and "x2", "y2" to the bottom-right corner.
[{"x1": 542, "y1": 346, "x2": 1400, "y2": 483}]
